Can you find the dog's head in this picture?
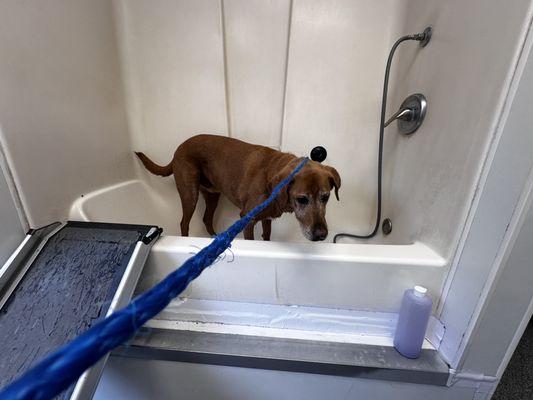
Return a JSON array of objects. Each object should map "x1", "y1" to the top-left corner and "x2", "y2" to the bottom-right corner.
[{"x1": 269, "y1": 159, "x2": 341, "y2": 241}]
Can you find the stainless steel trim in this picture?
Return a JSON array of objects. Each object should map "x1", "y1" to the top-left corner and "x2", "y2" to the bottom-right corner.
[
  {"x1": 114, "y1": 327, "x2": 450, "y2": 386},
  {"x1": 0, "y1": 235, "x2": 32, "y2": 288},
  {"x1": 0, "y1": 222, "x2": 63, "y2": 309},
  {"x1": 70, "y1": 238, "x2": 158, "y2": 400}
]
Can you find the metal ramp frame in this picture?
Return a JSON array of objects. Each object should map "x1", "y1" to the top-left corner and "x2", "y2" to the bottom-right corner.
[{"x1": 0, "y1": 221, "x2": 162, "y2": 400}]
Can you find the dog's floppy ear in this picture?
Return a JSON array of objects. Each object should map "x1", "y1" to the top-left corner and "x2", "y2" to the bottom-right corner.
[
  {"x1": 325, "y1": 166, "x2": 341, "y2": 201},
  {"x1": 267, "y1": 159, "x2": 300, "y2": 211}
]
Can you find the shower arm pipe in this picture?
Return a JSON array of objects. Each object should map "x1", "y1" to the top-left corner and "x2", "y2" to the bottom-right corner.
[{"x1": 333, "y1": 28, "x2": 432, "y2": 243}]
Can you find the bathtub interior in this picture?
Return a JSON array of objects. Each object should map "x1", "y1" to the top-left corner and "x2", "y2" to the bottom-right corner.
[
  {"x1": 68, "y1": 178, "x2": 411, "y2": 243},
  {"x1": 0, "y1": 0, "x2": 531, "y2": 328}
]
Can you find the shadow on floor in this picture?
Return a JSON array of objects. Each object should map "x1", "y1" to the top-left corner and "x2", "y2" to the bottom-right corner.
[{"x1": 492, "y1": 319, "x2": 533, "y2": 399}]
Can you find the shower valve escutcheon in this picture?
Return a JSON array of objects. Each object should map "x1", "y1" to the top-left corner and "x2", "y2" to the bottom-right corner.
[{"x1": 385, "y1": 93, "x2": 427, "y2": 135}]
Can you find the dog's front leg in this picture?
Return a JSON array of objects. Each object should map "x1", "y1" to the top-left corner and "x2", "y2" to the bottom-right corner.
[
  {"x1": 243, "y1": 221, "x2": 255, "y2": 240},
  {"x1": 240, "y1": 207, "x2": 256, "y2": 240}
]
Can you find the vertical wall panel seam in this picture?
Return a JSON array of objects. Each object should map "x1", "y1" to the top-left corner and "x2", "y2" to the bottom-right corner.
[
  {"x1": 220, "y1": 0, "x2": 232, "y2": 137},
  {"x1": 279, "y1": 0, "x2": 294, "y2": 151}
]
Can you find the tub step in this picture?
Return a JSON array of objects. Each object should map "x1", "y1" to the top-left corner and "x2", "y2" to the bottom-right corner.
[
  {"x1": 115, "y1": 324, "x2": 450, "y2": 386},
  {"x1": 0, "y1": 221, "x2": 162, "y2": 400},
  {"x1": 114, "y1": 298, "x2": 449, "y2": 386}
]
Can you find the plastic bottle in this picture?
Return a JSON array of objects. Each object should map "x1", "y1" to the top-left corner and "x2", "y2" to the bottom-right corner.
[{"x1": 393, "y1": 285, "x2": 432, "y2": 359}]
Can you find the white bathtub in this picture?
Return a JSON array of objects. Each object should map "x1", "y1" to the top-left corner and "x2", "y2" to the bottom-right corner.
[{"x1": 69, "y1": 178, "x2": 447, "y2": 348}]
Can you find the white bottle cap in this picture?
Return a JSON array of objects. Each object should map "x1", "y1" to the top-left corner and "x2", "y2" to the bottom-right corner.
[{"x1": 413, "y1": 285, "x2": 427, "y2": 297}]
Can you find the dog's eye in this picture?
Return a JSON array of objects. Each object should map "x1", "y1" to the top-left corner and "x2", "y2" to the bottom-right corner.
[
  {"x1": 296, "y1": 196, "x2": 309, "y2": 205},
  {"x1": 321, "y1": 194, "x2": 330, "y2": 203}
]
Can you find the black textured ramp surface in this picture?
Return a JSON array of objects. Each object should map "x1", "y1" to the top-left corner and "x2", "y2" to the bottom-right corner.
[{"x1": 0, "y1": 222, "x2": 152, "y2": 399}]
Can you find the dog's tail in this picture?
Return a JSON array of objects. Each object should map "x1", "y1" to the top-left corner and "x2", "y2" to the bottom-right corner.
[{"x1": 135, "y1": 152, "x2": 173, "y2": 177}]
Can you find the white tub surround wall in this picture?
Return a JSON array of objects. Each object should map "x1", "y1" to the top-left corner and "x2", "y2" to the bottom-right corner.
[
  {"x1": 0, "y1": 0, "x2": 134, "y2": 228},
  {"x1": 2, "y1": 0, "x2": 528, "y2": 255},
  {"x1": 222, "y1": 0, "x2": 291, "y2": 146},
  {"x1": 113, "y1": 0, "x2": 229, "y2": 157},
  {"x1": 112, "y1": 0, "x2": 234, "y2": 238},
  {"x1": 384, "y1": 0, "x2": 533, "y2": 260},
  {"x1": 279, "y1": 0, "x2": 404, "y2": 241},
  {"x1": 0, "y1": 0, "x2": 529, "y2": 256},
  {"x1": 112, "y1": 0, "x2": 407, "y2": 242},
  {"x1": 87, "y1": 0, "x2": 533, "y2": 253}
]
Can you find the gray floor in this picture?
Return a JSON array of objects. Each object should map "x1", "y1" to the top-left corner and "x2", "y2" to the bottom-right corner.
[{"x1": 493, "y1": 319, "x2": 533, "y2": 399}]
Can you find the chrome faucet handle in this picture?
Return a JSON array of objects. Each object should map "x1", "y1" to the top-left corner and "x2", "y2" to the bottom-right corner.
[
  {"x1": 384, "y1": 93, "x2": 427, "y2": 135},
  {"x1": 384, "y1": 107, "x2": 414, "y2": 127}
]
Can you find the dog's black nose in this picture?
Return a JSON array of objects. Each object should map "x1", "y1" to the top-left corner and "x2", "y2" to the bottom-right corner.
[{"x1": 311, "y1": 226, "x2": 328, "y2": 241}]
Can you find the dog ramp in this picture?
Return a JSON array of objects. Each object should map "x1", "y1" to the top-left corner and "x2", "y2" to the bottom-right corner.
[{"x1": 0, "y1": 221, "x2": 162, "y2": 400}]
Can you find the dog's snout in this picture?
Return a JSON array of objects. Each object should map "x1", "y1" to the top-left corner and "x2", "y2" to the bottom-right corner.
[{"x1": 311, "y1": 225, "x2": 328, "y2": 241}]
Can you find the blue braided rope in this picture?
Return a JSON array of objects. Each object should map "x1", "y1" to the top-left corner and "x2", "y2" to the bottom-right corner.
[{"x1": 0, "y1": 158, "x2": 308, "y2": 400}]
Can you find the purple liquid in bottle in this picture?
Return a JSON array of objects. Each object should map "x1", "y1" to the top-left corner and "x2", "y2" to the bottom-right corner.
[{"x1": 393, "y1": 285, "x2": 432, "y2": 359}]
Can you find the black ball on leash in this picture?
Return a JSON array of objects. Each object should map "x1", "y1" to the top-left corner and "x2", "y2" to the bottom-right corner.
[{"x1": 310, "y1": 146, "x2": 327, "y2": 163}]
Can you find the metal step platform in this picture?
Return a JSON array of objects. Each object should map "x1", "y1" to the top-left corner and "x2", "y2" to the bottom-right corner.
[{"x1": 0, "y1": 221, "x2": 162, "y2": 400}]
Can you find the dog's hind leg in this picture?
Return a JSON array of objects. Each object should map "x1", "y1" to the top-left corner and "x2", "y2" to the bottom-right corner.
[
  {"x1": 174, "y1": 162, "x2": 200, "y2": 236},
  {"x1": 261, "y1": 219, "x2": 272, "y2": 241},
  {"x1": 200, "y1": 188, "x2": 220, "y2": 236}
]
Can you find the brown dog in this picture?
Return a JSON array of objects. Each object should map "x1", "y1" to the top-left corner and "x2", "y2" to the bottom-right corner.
[{"x1": 135, "y1": 134, "x2": 340, "y2": 241}]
